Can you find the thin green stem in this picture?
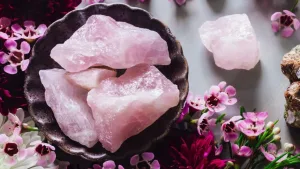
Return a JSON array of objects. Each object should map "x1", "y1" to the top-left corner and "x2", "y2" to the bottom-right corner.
[
  {"x1": 22, "y1": 123, "x2": 39, "y2": 131},
  {"x1": 292, "y1": 0, "x2": 299, "y2": 12}
]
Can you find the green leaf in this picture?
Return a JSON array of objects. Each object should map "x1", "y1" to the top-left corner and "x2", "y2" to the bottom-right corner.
[
  {"x1": 240, "y1": 106, "x2": 246, "y2": 117},
  {"x1": 216, "y1": 113, "x2": 226, "y2": 124},
  {"x1": 264, "y1": 152, "x2": 289, "y2": 169}
]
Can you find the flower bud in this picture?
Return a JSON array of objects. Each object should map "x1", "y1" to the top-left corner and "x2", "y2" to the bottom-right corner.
[
  {"x1": 266, "y1": 121, "x2": 275, "y2": 129},
  {"x1": 284, "y1": 143, "x2": 295, "y2": 152},
  {"x1": 273, "y1": 135, "x2": 281, "y2": 142},
  {"x1": 272, "y1": 127, "x2": 281, "y2": 135}
]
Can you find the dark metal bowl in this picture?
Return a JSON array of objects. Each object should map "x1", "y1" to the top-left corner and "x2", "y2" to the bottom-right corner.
[{"x1": 24, "y1": 3, "x2": 189, "y2": 162}]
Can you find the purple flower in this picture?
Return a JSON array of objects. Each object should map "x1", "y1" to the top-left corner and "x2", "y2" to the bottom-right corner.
[
  {"x1": 204, "y1": 82, "x2": 237, "y2": 113},
  {"x1": 260, "y1": 143, "x2": 278, "y2": 161},
  {"x1": 0, "y1": 39, "x2": 30, "y2": 74},
  {"x1": 238, "y1": 119, "x2": 265, "y2": 137},
  {"x1": 187, "y1": 92, "x2": 206, "y2": 112},
  {"x1": 221, "y1": 116, "x2": 242, "y2": 142},
  {"x1": 130, "y1": 152, "x2": 160, "y2": 169},
  {"x1": 11, "y1": 21, "x2": 47, "y2": 41},
  {"x1": 271, "y1": 10, "x2": 300, "y2": 37},
  {"x1": 232, "y1": 144, "x2": 252, "y2": 157},
  {"x1": 243, "y1": 112, "x2": 268, "y2": 123},
  {"x1": 197, "y1": 111, "x2": 216, "y2": 136}
]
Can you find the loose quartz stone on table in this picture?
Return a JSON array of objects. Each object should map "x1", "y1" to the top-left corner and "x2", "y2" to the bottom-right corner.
[
  {"x1": 39, "y1": 69, "x2": 98, "y2": 148},
  {"x1": 50, "y1": 15, "x2": 170, "y2": 72},
  {"x1": 87, "y1": 64, "x2": 180, "y2": 153},
  {"x1": 199, "y1": 14, "x2": 260, "y2": 70}
]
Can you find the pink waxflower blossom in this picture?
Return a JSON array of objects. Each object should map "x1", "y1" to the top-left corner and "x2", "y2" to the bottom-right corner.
[
  {"x1": 260, "y1": 143, "x2": 278, "y2": 161},
  {"x1": 0, "y1": 109, "x2": 24, "y2": 136},
  {"x1": 130, "y1": 152, "x2": 160, "y2": 169},
  {"x1": 27, "y1": 140, "x2": 56, "y2": 167},
  {"x1": 221, "y1": 116, "x2": 242, "y2": 142},
  {"x1": 204, "y1": 82, "x2": 237, "y2": 113},
  {"x1": 197, "y1": 111, "x2": 216, "y2": 136},
  {"x1": 0, "y1": 127, "x2": 27, "y2": 165},
  {"x1": 187, "y1": 92, "x2": 206, "y2": 112},
  {"x1": 0, "y1": 39, "x2": 30, "y2": 74},
  {"x1": 243, "y1": 112, "x2": 268, "y2": 123},
  {"x1": 238, "y1": 119, "x2": 265, "y2": 137},
  {"x1": 232, "y1": 144, "x2": 253, "y2": 157},
  {"x1": 271, "y1": 10, "x2": 300, "y2": 37},
  {"x1": 11, "y1": 21, "x2": 47, "y2": 41}
]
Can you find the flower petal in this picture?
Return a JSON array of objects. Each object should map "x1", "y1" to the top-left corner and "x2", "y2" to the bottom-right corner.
[
  {"x1": 118, "y1": 165, "x2": 125, "y2": 169},
  {"x1": 0, "y1": 32, "x2": 9, "y2": 39},
  {"x1": 130, "y1": 155, "x2": 139, "y2": 166},
  {"x1": 48, "y1": 151, "x2": 56, "y2": 165},
  {"x1": 214, "y1": 104, "x2": 226, "y2": 112},
  {"x1": 0, "y1": 134, "x2": 9, "y2": 144},
  {"x1": 92, "y1": 164, "x2": 102, "y2": 169},
  {"x1": 4, "y1": 39, "x2": 17, "y2": 51},
  {"x1": 232, "y1": 144, "x2": 239, "y2": 155},
  {"x1": 11, "y1": 24, "x2": 24, "y2": 34},
  {"x1": 267, "y1": 143, "x2": 277, "y2": 154},
  {"x1": 257, "y1": 112, "x2": 268, "y2": 121},
  {"x1": 20, "y1": 41, "x2": 31, "y2": 54},
  {"x1": 37, "y1": 156, "x2": 48, "y2": 167},
  {"x1": 293, "y1": 19, "x2": 300, "y2": 30},
  {"x1": 21, "y1": 59, "x2": 30, "y2": 71},
  {"x1": 240, "y1": 146, "x2": 252, "y2": 157},
  {"x1": 4, "y1": 65, "x2": 17, "y2": 74},
  {"x1": 18, "y1": 149, "x2": 27, "y2": 160},
  {"x1": 24, "y1": 21, "x2": 36, "y2": 29},
  {"x1": 0, "y1": 51, "x2": 8, "y2": 64},
  {"x1": 230, "y1": 116, "x2": 242, "y2": 122},
  {"x1": 226, "y1": 98, "x2": 237, "y2": 105},
  {"x1": 218, "y1": 92, "x2": 229, "y2": 103},
  {"x1": 271, "y1": 12, "x2": 282, "y2": 21},
  {"x1": 260, "y1": 146, "x2": 276, "y2": 161},
  {"x1": 283, "y1": 10, "x2": 296, "y2": 17},
  {"x1": 243, "y1": 112, "x2": 256, "y2": 121},
  {"x1": 227, "y1": 133, "x2": 239, "y2": 142},
  {"x1": 151, "y1": 160, "x2": 160, "y2": 169},
  {"x1": 208, "y1": 118, "x2": 216, "y2": 127},
  {"x1": 142, "y1": 152, "x2": 154, "y2": 161},
  {"x1": 281, "y1": 27, "x2": 294, "y2": 38},
  {"x1": 36, "y1": 24, "x2": 47, "y2": 35},
  {"x1": 103, "y1": 160, "x2": 116, "y2": 168},
  {"x1": 4, "y1": 156, "x2": 17, "y2": 165},
  {"x1": 271, "y1": 22, "x2": 280, "y2": 32},
  {"x1": 175, "y1": 0, "x2": 186, "y2": 5},
  {"x1": 215, "y1": 145, "x2": 223, "y2": 156},
  {"x1": 218, "y1": 81, "x2": 227, "y2": 90},
  {"x1": 15, "y1": 108, "x2": 25, "y2": 123},
  {"x1": 225, "y1": 85, "x2": 236, "y2": 96},
  {"x1": 209, "y1": 85, "x2": 220, "y2": 96}
]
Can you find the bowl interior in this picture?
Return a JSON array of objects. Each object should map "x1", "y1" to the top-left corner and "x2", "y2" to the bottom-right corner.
[{"x1": 24, "y1": 3, "x2": 188, "y2": 162}]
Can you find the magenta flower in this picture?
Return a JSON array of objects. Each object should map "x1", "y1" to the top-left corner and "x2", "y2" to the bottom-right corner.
[
  {"x1": 243, "y1": 112, "x2": 268, "y2": 123},
  {"x1": 26, "y1": 141, "x2": 56, "y2": 167},
  {"x1": 11, "y1": 21, "x2": 47, "y2": 41},
  {"x1": 197, "y1": 111, "x2": 216, "y2": 136},
  {"x1": 204, "y1": 82, "x2": 237, "y2": 112},
  {"x1": 187, "y1": 92, "x2": 206, "y2": 112},
  {"x1": 232, "y1": 144, "x2": 253, "y2": 157},
  {"x1": 260, "y1": 143, "x2": 278, "y2": 161},
  {"x1": 0, "y1": 127, "x2": 27, "y2": 165},
  {"x1": 271, "y1": 10, "x2": 300, "y2": 38},
  {"x1": 130, "y1": 152, "x2": 160, "y2": 169},
  {"x1": 238, "y1": 119, "x2": 265, "y2": 137},
  {"x1": 0, "y1": 39, "x2": 30, "y2": 74},
  {"x1": 221, "y1": 116, "x2": 242, "y2": 142}
]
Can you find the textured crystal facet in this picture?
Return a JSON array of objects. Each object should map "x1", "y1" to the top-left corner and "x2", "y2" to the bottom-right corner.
[
  {"x1": 199, "y1": 14, "x2": 260, "y2": 70},
  {"x1": 87, "y1": 64, "x2": 180, "y2": 152},
  {"x1": 50, "y1": 15, "x2": 170, "y2": 72},
  {"x1": 39, "y1": 69, "x2": 98, "y2": 148}
]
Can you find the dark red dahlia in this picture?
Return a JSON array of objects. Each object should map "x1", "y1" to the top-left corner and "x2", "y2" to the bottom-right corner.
[
  {"x1": 0, "y1": 67, "x2": 27, "y2": 116},
  {"x1": 0, "y1": 0, "x2": 81, "y2": 26}
]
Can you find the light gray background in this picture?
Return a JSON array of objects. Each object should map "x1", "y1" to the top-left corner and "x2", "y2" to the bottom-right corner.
[{"x1": 79, "y1": 0, "x2": 300, "y2": 146}]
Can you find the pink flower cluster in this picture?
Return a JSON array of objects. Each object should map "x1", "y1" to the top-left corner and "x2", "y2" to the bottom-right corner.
[
  {"x1": 0, "y1": 17, "x2": 46, "y2": 74},
  {"x1": 271, "y1": 10, "x2": 300, "y2": 38}
]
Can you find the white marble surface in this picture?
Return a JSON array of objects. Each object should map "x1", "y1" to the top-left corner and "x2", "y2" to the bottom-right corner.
[{"x1": 80, "y1": 0, "x2": 300, "y2": 145}]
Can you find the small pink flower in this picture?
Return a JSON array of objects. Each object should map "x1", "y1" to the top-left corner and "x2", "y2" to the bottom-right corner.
[
  {"x1": 197, "y1": 111, "x2": 216, "y2": 136},
  {"x1": 1, "y1": 39, "x2": 30, "y2": 74},
  {"x1": 232, "y1": 144, "x2": 252, "y2": 157},
  {"x1": 130, "y1": 152, "x2": 160, "y2": 169},
  {"x1": 0, "y1": 127, "x2": 27, "y2": 165},
  {"x1": 271, "y1": 10, "x2": 300, "y2": 37},
  {"x1": 204, "y1": 82, "x2": 237, "y2": 113},
  {"x1": 238, "y1": 119, "x2": 265, "y2": 137},
  {"x1": 221, "y1": 116, "x2": 242, "y2": 142},
  {"x1": 0, "y1": 109, "x2": 24, "y2": 136},
  {"x1": 187, "y1": 92, "x2": 206, "y2": 112},
  {"x1": 260, "y1": 143, "x2": 277, "y2": 161},
  {"x1": 27, "y1": 141, "x2": 56, "y2": 167},
  {"x1": 11, "y1": 21, "x2": 47, "y2": 41},
  {"x1": 243, "y1": 112, "x2": 268, "y2": 123}
]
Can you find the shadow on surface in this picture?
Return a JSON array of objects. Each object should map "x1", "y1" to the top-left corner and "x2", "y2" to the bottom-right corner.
[
  {"x1": 126, "y1": 0, "x2": 150, "y2": 11},
  {"x1": 206, "y1": 0, "x2": 226, "y2": 13}
]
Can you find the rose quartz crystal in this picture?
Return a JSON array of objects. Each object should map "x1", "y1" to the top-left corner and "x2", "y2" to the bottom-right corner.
[
  {"x1": 66, "y1": 68, "x2": 117, "y2": 90},
  {"x1": 39, "y1": 69, "x2": 98, "y2": 148},
  {"x1": 199, "y1": 14, "x2": 260, "y2": 70},
  {"x1": 50, "y1": 15, "x2": 170, "y2": 72},
  {"x1": 87, "y1": 64, "x2": 180, "y2": 152}
]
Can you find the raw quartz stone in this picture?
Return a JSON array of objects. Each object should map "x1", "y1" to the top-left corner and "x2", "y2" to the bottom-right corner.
[
  {"x1": 199, "y1": 14, "x2": 260, "y2": 70},
  {"x1": 281, "y1": 45, "x2": 300, "y2": 83},
  {"x1": 87, "y1": 64, "x2": 180, "y2": 153},
  {"x1": 39, "y1": 69, "x2": 98, "y2": 148},
  {"x1": 66, "y1": 67, "x2": 117, "y2": 90},
  {"x1": 50, "y1": 15, "x2": 170, "y2": 72}
]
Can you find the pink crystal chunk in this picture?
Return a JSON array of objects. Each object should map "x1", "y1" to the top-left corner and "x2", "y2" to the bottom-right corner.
[
  {"x1": 50, "y1": 15, "x2": 170, "y2": 72},
  {"x1": 39, "y1": 69, "x2": 98, "y2": 148},
  {"x1": 199, "y1": 14, "x2": 260, "y2": 70},
  {"x1": 87, "y1": 64, "x2": 180, "y2": 152},
  {"x1": 66, "y1": 68, "x2": 117, "y2": 90}
]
